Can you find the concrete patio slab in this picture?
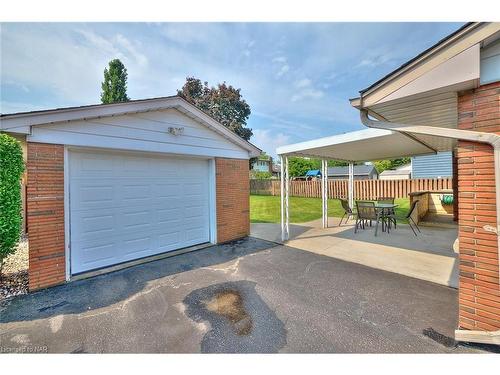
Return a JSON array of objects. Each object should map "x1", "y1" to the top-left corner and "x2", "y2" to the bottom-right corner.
[
  {"x1": 0, "y1": 237, "x2": 484, "y2": 353},
  {"x1": 251, "y1": 217, "x2": 458, "y2": 288}
]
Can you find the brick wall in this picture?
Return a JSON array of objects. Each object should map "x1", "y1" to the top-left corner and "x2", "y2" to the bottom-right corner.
[
  {"x1": 216, "y1": 158, "x2": 250, "y2": 243},
  {"x1": 27, "y1": 142, "x2": 66, "y2": 290},
  {"x1": 457, "y1": 81, "x2": 500, "y2": 331}
]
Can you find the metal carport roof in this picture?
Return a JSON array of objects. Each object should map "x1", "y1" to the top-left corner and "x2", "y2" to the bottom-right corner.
[{"x1": 276, "y1": 127, "x2": 437, "y2": 162}]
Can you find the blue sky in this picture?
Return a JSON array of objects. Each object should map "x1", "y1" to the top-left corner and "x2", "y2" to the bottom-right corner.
[{"x1": 0, "y1": 22, "x2": 463, "y2": 156}]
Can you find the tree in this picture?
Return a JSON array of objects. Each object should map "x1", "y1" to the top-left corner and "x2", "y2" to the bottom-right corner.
[
  {"x1": 373, "y1": 157, "x2": 410, "y2": 173},
  {"x1": 287, "y1": 157, "x2": 321, "y2": 178},
  {"x1": 328, "y1": 160, "x2": 349, "y2": 167},
  {"x1": 0, "y1": 134, "x2": 24, "y2": 276},
  {"x1": 100, "y1": 59, "x2": 130, "y2": 104},
  {"x1": 251, "y1": 171, "x2": 272, "y2": 180},
  {"x1": 178, "y1": 77, "x2": 252, "y2": 141}
]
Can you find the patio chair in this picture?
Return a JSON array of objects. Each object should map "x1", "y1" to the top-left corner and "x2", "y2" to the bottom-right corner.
[
  {"x1": 355, "y1": 201, "x2": 384, "y2": 236},
  {"x1": 339, "y1": 198, "x2": 355, "y2": 226},
  {"x1": 385, "y1": 199, "x2": 421, "y2": 236}
]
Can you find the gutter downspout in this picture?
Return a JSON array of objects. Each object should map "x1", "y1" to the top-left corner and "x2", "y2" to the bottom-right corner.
[{"x1": 360, "y1": 109, "x2": 500, "y2": 346}]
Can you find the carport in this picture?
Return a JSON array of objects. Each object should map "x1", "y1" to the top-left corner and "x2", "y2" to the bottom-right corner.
[
  {"x1": 276, "y1": 22, "x2": 500, "y2": 345},
  {"x1": 276, "y1": 127, "x2": 449, "y2": 241}
]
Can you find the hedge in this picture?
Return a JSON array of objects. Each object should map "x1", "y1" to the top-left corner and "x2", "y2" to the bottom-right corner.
[{"x1": 0, "y1": 133, "x2": 25, "y2": 274}]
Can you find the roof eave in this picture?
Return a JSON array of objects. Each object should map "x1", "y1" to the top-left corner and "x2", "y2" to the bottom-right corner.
[
  {"x1": 0, "y1": 96, "x2": 261, "y2": 157},
  {"x1": 353, "y1": 22, "x2": 500, "y2": 110}
]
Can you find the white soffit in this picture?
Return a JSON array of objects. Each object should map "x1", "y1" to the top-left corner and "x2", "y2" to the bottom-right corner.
[
  {"x1": 377, "y1": 44, "x2": 480, "y2": 105},
  {"x1": 276, "y1": 128, "x2": 435, "y2": 162},
  {"x1": 370, "y1": 90, "x2": 459, "y2": 152}
]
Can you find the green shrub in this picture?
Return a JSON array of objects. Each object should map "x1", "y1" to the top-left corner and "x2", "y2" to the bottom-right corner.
[
  {"x1": 251, "y1": 171, "x2": 272, "y2": 180},
  {"x1": 0, "y1": 133, "x2": 24, "y2": 275}
]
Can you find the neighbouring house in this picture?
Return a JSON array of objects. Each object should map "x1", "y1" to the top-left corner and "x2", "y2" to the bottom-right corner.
[
  {"x1": 379, "y1": 163, "x2": 412, "y2": 180},
  {"x1": 0, "y1": 96, "x2": 261, "y2": 291},
  {"x1": 271, "y1": 162, "x2": 281, "y2": 178},
  {"x1": 328, "y1": 165, "x2": 378, "y2": 180},
  {"x1": 251, "y1": 154, "x2": 273, "y2": 173},
  {"x1": 411, "y1": 151, "x2": 453, "y2": 178}
]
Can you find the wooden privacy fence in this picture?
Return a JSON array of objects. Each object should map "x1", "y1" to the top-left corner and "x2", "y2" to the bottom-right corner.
[{"x1": 250, "y1": 178, "x2": 453, "y2": 200}]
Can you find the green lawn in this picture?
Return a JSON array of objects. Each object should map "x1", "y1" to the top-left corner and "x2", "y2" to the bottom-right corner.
[{"x1": 250, "y1": 194, "x2": 410, "y2": 223}]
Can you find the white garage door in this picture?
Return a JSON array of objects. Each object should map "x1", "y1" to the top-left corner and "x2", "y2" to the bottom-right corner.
[{"x1": 69, "y1": 149, "x2": 211, "y2": 274}]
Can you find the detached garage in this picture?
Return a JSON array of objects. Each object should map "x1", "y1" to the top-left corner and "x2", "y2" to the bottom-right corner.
[{"x1": 0, "y1": 96, "x2": 261, "y2": 290}]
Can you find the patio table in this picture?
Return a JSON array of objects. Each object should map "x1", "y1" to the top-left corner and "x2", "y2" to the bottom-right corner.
[{"x1": 374, "y1": 203, "x2": 398, "y2": 233}]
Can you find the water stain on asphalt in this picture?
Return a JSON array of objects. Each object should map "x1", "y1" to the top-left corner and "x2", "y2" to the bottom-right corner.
[
  {"x1": 205, "y1": 290, "x2": 252, "y2": 336},
  {"x1": 183, "y1": 281, "x2": 286, "y2": 353}
]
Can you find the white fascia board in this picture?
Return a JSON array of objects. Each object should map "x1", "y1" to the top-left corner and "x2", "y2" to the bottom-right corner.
[
  {"x1": 276, "y1": 128, "x2": 393, "y2": 156},
  {"x1": 174, "y1": 99, "x2": 261, "y2": 157},
  {"x1": 378, "y1": 44, "x2": 480, "y2": 105},
  {"x1": 0, "y1": 96, "x2": 261, "y2": 158},
  {"x1": 357, "y1": 23, "x2": 500, "y2": 108}
]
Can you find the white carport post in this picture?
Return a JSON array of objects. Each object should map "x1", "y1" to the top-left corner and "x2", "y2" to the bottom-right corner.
[
  {"x1": 280, "y1": 155, "x2": 290, "y2": 241},
  {"x1": 321, "y1": 160, "x2": 329, "y2": 228},
  {"x1": 348, "y1": 162, "x2": 354, "y2": 210}
]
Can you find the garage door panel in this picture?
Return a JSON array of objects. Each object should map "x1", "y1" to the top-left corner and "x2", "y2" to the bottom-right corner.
[
  {"x1": 79, "y1": 214, "x2": 115, "y2": 238},
  {"x1": 70, "y1": 150, "x2": 211, "y2": 274},
  {"x1": 154, "y1": 183, "x2": 182, "y2": 197},
  {"x1": 122, "y1": 236, "x2": 153, "y2": 257},
  {"x1": 71, "y1": 240, "x2": 117, "y2": 272},
  {"x1": 157, "y1": 211, "x2": 183, "y2": 225},
  {"x1": 158, "y1": 232, "x2": 182, "y2": 249},
  {"x1": 121, "y1": 209, "x2": 153, "y2": 230}
]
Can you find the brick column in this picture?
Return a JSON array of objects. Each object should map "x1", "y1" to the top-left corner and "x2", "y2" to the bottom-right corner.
[
  {"x1": 457, "y1": 82, "x2": 500, "y2": 331},
  {"x1": 215, "y1": 158, "x2": 250, "y2": 243},
  {"x1": 27, "y1": 142, "x2": 66, "y2": 290}
]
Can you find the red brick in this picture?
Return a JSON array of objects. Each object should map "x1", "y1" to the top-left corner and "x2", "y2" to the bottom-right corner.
[
  {"x1": 215, "y1": 158, "x2": 250, "y2": 243},
  {"x1": 27, "y1": 142, "x2": 66, "y2": 290},
  {"x1": 457, "y1": 81, "x2": 500, "y2": 331}
]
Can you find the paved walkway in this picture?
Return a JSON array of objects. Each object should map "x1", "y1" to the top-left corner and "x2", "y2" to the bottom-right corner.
[
  {"x1": 0, "y1": 237, "x2": 484, "y2": 353},
  {"x1": 251, "y1": 218, "x2": 459, "y2": 288}
]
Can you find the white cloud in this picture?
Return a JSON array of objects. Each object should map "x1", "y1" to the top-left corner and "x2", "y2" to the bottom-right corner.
[
  {"x1": 272, "y1": 56, "x2": 287, "y2": 63},
  {"x1": 271, "y1": 56, "x2": 290, "y2": 78},
  {"x1": 251, "y1": 128, "x2": 291, "y2": 158},
  {"x1": 115, "y1": 34, "x2": 148, "y2": 68},
  {"x1": 294, "y1": 78, "x2": 311, "y2": 88},
  {"x1": 291, "y1": 88, "x2": 324, "y2": 102},
  {"x1": 276, "y1": 64, "x2": 289, "y2": 77}
]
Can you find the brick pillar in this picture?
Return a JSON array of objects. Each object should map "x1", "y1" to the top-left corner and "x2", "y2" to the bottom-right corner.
[
  {"x1": 27, "y1": 142, "x2": 66, "y2": 290},
  {"x1": 215, "y1": 158, "x2": 250, "y2": 243},
  {"x1": 457, "y1": 82, "x2": 500, "y2": 331}
]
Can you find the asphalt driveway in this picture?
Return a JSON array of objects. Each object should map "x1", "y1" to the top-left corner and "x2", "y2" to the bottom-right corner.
[{"x1": 0, "y1": 237, "x2": 489, "y2": 353}]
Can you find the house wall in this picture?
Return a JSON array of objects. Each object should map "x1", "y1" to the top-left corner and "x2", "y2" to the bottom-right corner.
[
  {"x1": 412, "y1": 152, "x2": 453, "y2": 178},
  {"x1": 480, "y1": 40, "x2": 500, "y2": 85},
  {"x1": 27, "y1": 142, "x2": 66, "y2": 290},
  {"x1": 457, "y1": 81, "x2": 500, "y2": 332},
  {"x1": 379, "y1": 174, "x2": 410, "y2": 180},
  {"x1": 27, "y1": 108, "x2": 249, "y2": 160},
  {"x1": 252, "y1": 159, "x2": 271, "y2": 173},
  {"x1": 216, "y1": 158, "x2": 250, "y2": 243}
]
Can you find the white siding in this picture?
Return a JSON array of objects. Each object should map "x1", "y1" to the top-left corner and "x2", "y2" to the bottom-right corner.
[
  {"x1": 412, "y1": 152, "x2": 452, "y2": 178},
  {"x1": 28, "y1": 108, "x2": 249, "y2": 159},
  {"x1": 480, "y1": 40, "x2": 500, "y2": 85}
]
